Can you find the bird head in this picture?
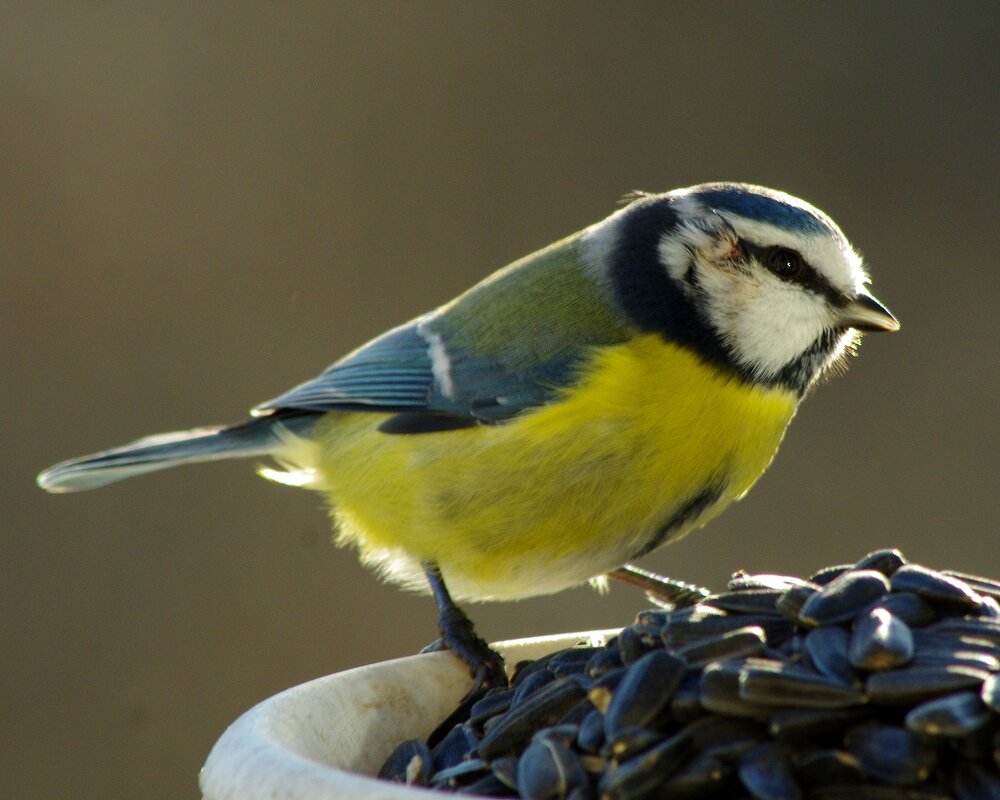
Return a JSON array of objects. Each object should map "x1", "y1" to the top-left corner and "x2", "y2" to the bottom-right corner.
[{"x1": 588, "y1": 183, "x2": 898, "y2": 395}]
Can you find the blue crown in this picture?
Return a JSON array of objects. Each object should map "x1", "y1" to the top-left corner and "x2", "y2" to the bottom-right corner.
[{"x1": 692, "y1": 184, "x2": 833, "y2": 235}]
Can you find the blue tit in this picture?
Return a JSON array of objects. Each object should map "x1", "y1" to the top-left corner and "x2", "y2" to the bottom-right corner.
[{"x1": 38, "y1": 183, "x2": 899, "y2": 683}]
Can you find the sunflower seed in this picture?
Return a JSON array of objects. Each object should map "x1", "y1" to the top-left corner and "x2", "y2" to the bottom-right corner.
[
  {"x1": 913, "y1": 628, "x2": 1000, "y2": 662},
  {"x1": 866, "y1": 664, "x2": 990, "y2": 705},
  {"x1": 674, "y1": 625, "x2": 767, "y2": 668},
  {"x1": 891, "y1": 565, "x2": 983, "y2": 613},
  {"x1": 576, "y1": 709, "x2": 605, "y2": 754},
  {"x1": 739, "y1": 661, "x2": 866, "y2": 708},
  {"x1": 664, "y1": 613, "x2": 793, "y2": 649},
  {"x1": 905, "y1": 690, "x2": 991, "y2": 737},
  {"x1": 803, "y1": 626, "x2": 857, "y2": 685},
  {"x1": 431, "y1": 723, "x2": 479, "y2": 773},
  {"x1": 848, "y1": 608, "x2": 914, "y2": 671},
  {"x1": 769, "y1": 707, "x2": 870, "y2": 741},
  {"x1": 699, "y1": 660, "x2": 772, "y2": 720},
  {"x1": 596, "y1": 728, "x2": 692, "y2": 800},
  {"x1": 944, "y1": 570, "x2": 1000, "y2": 602},
  {"x1": 470, "y1": 688, "x2": 515, "y2": 730},
  {"x1": 549, "y1": 647, "x2": 602, "y2": 679},
  {"x1": 616, "y1": 625, "x2": 652, "y2": 666},
  {"x1": 478, "y1": 677, "x2": 587, "y2": 759},
  {"x1": 926, "y1": 617, "x2": 1000, "y2": 645},
  {"x1": 844, "y1": 721, "x2": 939, "y2": 786},
  {"x1": 866, "y1": 591, "x2": 937, "y2": 628},
  {"x1": 776, "y1": 583, "x2": 819, "y2": 621},
  {"x1": 737, "y1": 742, "x2": 802, "y2": 800},
  {"x1": 798, "y1": 570, "x2": 891, "y2": 627},
  {"x1": 910, "y1": 647, "x2": 1000, "y2": 672},
  {"x1": 516, "y1": 737, "x2": 588, "y2": 800},
  {"x1": 512, "y1": 669, "x2": 556, "y2": 706},
  {"x1": 703, "y1": 588, "x2": 784, "y2": 615},
  {"x1": 603, "y1": 649, "x2": 685, "y2": 736},
  {"x1": 511, "y1": 652, "x2": 558, "y2": 687},
  {"x1": 854, "y1": 548, "x2": 907, "y2": 577},
  {"x1": 809, "y1": 564, "x2": 852, "y2": 586},
  {"x1": 585, "y1": 647, "x2": 623, "y2": 678}
]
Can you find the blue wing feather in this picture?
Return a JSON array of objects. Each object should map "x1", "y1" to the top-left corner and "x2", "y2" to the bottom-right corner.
[
  {"x1": 252, "y1": 323, "x2": 436, "y2": 413},
  {"x1": 251, "y1": 315, "x2": 580, "y2": 423},
  {"x1": 252, "y1": 232, "x2": 629, "y2": 424}
]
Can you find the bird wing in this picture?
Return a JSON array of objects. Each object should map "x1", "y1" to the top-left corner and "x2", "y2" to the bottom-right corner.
[{"x1": 252, "y1": 234, "x2": 632, "y2": 424}]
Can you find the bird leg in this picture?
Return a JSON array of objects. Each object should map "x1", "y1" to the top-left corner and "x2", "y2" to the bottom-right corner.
[
  {"x1": 423, "y1": 563, "x2": 508, "y2": 689},
  {"x1": 610, "y1": 563, "x2": 712, "y2": 608}
]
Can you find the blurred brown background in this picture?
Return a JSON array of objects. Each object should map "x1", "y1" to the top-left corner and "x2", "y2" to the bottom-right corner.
[{"x1": 3, "y1": 3, "x2": 997, "y2": 798}]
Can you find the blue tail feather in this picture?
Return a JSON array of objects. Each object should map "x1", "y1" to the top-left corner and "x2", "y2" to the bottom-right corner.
[{"x1": 37, "y1": 412, "x2": 319, "y2": 493}]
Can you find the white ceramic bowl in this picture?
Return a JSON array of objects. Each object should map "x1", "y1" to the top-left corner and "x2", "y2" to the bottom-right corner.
[{"x1": 200, "y1": 630, "x2": 615, "y2": 800}]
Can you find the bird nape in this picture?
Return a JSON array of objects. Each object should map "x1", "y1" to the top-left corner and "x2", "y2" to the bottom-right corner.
[{"x1": 38, "y1": 183, "x2": 898, "y2": 686}]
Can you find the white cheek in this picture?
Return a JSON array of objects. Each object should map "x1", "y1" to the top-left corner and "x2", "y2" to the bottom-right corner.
[
  {"x1": 739, "y1": 290, "x2": 830, "y2": 377},
  {"x1": 702, "y1": 270, "x2": 832, "y2": 379}
]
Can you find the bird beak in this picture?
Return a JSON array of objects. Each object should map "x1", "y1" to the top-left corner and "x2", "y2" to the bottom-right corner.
[{"x1": 837, "y1": 292, "x2": 900, "y2": 332}]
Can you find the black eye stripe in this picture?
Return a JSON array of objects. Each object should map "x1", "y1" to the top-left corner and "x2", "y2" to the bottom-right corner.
[{"x1": 738, "y1": 240, "x2": 843, "y2": 305}]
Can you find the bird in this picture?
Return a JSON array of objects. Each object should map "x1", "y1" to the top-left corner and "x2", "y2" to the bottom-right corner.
[{"x1": 37, "y1": 182, "x2": 898, "y2": 686}]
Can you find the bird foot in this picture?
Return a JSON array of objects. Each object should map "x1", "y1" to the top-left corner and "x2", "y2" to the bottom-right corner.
[
  {"x1": 436, "y1": 602, "x2": 508, "y2": 689},
  {"x1": 422, "y1": 562, "x2": 508, "y2": 690}
]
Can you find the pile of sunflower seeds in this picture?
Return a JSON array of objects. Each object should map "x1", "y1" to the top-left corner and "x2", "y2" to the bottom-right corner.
[{"x1": 378, "y1": 550, "x2": 1000, "y2": 799}]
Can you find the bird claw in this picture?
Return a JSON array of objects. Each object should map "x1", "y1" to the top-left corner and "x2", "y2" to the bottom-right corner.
[
  {"x1": 420, "y1": 633, "x2": 506, "y2": 690},
  {"x1": 419, "y1": 637, "x2": 445, "y2": 654},
  {"x1": 437, "y1": 603, "x2": 508, "y2": 688}
]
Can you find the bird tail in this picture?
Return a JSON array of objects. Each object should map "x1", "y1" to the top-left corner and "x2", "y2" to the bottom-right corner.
[{"x1": 36, "y1": 412, "x2": 319, "y2": 493}]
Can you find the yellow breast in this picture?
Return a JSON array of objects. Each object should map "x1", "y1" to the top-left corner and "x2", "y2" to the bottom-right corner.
[{"x1": 283, "y1": 335, "x2": 799, "y2": 600}]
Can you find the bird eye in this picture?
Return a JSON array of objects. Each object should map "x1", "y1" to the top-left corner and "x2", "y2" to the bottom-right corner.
[{"x1": 766, "y1": 248, "x2": 804, "y2": 279}]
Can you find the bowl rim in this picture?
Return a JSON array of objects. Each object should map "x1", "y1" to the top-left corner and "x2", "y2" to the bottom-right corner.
[{"x1": 199, "y1": 629, "x2": 617, "y2": 800}]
